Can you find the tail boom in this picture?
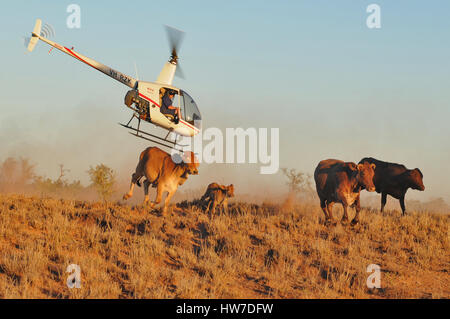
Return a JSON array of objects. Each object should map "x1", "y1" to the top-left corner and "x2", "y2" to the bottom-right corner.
[{"x1": 28, "y1": 19, "x2": 137, "y2": 88}]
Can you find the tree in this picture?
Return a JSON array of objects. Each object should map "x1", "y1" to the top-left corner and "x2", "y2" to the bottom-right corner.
[
  {"x1": 87, "y1": 164, "x2": 116, "y2": 202},
  {"x1": 56, "y1": 164, "x2": 70, "y2": 185},
  {"x1": 0, "y1": 157, "x2": 35, "y2": 187},
  {"x1": 281, "y1": 168, "x2": 315, "y2": 202},
  {"x1": 0, "y1": 157, "x2": 18, "y2": 184},
  {"x1": 18, "y1": 158, "x2": 36, "y2": 185},
  {"x1": 281, "y1": 168, "x2": 312, "y2": 192}
]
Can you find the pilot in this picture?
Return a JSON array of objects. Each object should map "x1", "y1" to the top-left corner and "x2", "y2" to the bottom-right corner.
[{"x1": 161, "y1": 90, "x2": 181, "y2": 124}]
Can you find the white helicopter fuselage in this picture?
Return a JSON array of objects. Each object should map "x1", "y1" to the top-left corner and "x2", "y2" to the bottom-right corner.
[
  {"x1": 27, "y1": 19, "x2": 200, "y2": 138},
  {"x1": 135, "y1": 81, "x2": 200, "y2": 137}
]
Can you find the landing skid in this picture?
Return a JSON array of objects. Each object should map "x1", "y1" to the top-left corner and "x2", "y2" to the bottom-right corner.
[{"x1": 119, "y1": 114, "x2": 186, "y2": 152}]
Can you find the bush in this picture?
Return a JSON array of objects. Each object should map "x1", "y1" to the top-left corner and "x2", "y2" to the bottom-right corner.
[
  {"x1": 281, "y1": 168, "x2": 314, "y2": 200},
  {"x1": 33, "y1": 176, "x2": 84, "y2": 198},
  {"x1": 0, "y1": 157, "x2": 36, "y2": 192},
  {"x1": 87, "y1": 164, "x2": 116, "y2": 202}
]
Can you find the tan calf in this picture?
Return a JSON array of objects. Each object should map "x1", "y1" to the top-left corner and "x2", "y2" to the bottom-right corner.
[
  {"x1": 123, "y1": 147, "x2": 199, "y2": 213},
  {"x1": 201, "y1": 183, "x2": 234, "y2": 217}
]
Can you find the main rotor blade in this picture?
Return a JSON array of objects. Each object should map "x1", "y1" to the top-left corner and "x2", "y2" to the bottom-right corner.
[
  {"x1": 164, "y1": 25, "x2": 185, "y2": 56},
  {"x1": 175, "y1": 63, "x2": 185, "y2": 79}
]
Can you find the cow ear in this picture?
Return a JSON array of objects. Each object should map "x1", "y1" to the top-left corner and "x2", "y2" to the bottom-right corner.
[
  {"x1": 371, "y1": 163, "x2": 376, "y2": 170},
  {"x1": 357, "y1": 163, "x2": 363, "y2": 171},
  {"x1": 415, "y1": 168, "x2": 423, "y2": 178}
]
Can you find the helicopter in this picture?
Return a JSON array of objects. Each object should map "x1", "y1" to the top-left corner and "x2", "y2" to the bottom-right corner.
[{"x1": 26, "y1": 19, "x2": 201, "y2": 151}]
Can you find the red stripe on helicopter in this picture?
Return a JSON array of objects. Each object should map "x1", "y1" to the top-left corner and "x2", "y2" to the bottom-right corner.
[
  {"x1": 139, "y1": 92, "x2": 160, "y2": 108},
  {"x1": 63, "y1": 48, "x2": 199, "y2": 133},
  {"x1": 138, "y1": 92, "x2": 200, "y2": 132},
  {"x1": 65, "y1": 47, "x2": 97, "y2": 69}
]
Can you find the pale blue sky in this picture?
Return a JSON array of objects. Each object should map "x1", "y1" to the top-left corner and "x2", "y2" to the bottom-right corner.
[{"x1": 0, "y1": 1, "x2": 449, "y2": 202}]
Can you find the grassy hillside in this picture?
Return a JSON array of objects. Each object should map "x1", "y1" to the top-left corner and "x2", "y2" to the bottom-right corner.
[{"x1": 0, "y1": 193, "x2": 448, "y2": 298}]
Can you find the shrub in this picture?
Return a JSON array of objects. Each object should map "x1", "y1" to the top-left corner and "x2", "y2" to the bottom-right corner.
[
  {"x1": 281, "y1": 168, "x2": 314, "y2": 200},
  {"x1": 87, "y1": 164, "x2": 116, "y2": 202}
]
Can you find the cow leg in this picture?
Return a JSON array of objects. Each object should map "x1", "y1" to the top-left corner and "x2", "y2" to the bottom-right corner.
[
  {"x1": 162, "y1": 189, "x2": 176, "y2": 214},
  {"x1": 341, "y1": 204, "x2": 349, "y2": 224},
  {"x1": 206, "y1": 199, "x2": 212, "y2": 215},
  {"x1": 380, "y1": 192, "x2": 387, "y2": 213},
  {"x1": 123, "y1": 173, "x2": 140, "y2": 200},
  {"x1": 204, "y1": 196, "x2": 211, "y2": 210},
  {"x1": 201, "y1": 192, "x2": 209, "y2": 204},
  {"x1": 399, "y1": 195, "x2": 406, "y2": 216},
  {"x1": 320, "y1": 198, "x2": 329, "y2": 220},
  {"x1": 351, "y1": 195, "x2": 361, "y2": 225},
  {"x1": 151, "y1": 185, "x2": 164, "y2": 210},
  {"x1": 223, "y1": 199, "x2": 228, "y2": 215},
  {"x1": 210, "y1": 201, "x2": 218, "y2": 219},
  {"x1": 217, "y1": 199, "x2": 224, "y2": 216},
  {"x1": 143, "y1": 180, "x2": 151, "y2": 204},
  {"x1": 326, "y1": 202, "x2": 335, "y2": 221}
]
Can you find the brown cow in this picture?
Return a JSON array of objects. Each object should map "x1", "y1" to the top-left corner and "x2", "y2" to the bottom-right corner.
[
  {"x1": 200, "y1": 183, "x2": 234, "y2": 217},
  {"x1": 358, "y1": 157, "x2": 425, "y2": 215},
  {"x1": 123, "y1": 147, "x2": 199, "y2": 213},
  {"x1": 314, "y1": 159, "x2": 376, "y2": 225}
]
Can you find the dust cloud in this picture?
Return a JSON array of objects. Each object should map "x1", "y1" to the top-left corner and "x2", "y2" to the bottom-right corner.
[{"x1": 1, "y1": 103, "x2": 449, "y2": 214}]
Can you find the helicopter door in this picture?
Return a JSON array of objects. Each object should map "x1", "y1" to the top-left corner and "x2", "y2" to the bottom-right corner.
[
  {"x1": 159, "y1": 87, "x2": 179, "y2": 120},
  {"x1": 180, "y1": 90, "x2": 201, "y2": 129}
]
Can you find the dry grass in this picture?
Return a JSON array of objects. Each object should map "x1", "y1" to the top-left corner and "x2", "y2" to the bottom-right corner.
[{"x1": 0, "y1": 193, "x2": 448, "y2": 299}]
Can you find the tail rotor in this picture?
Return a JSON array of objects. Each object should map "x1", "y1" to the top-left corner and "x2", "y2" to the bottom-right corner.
[{"x1": 25, "y1": 19, "x2": 55, "y2": 52}]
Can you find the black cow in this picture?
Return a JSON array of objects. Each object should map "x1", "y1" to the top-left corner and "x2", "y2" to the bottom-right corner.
[{"x1": 359, "y1": 157, "x2": 425, "y2": 215}]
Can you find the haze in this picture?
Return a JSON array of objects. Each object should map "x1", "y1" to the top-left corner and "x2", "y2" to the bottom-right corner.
[{"x1": 1, "y1": 1, "x2": 449, "y2": 204}]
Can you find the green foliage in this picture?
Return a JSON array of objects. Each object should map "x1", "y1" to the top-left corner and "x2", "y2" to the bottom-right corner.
[
  {"x1": 33, "y1": 176, "x2": 84, "y2": 197},
  {"x1": 87, "y1": 164, "x2": 116, "y2": 202},
  {"x1": 32, "y1": 164, "x2": 84, "y2": 198}
]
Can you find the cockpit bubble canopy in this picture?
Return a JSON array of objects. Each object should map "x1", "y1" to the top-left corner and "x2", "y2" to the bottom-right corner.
[{"x1": 180, "y1": 90, "x2": 201, "y2": 128}]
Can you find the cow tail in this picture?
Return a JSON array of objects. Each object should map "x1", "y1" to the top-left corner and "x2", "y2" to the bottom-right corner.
[
  {"x1": 132, "y1": 173, "x2": 143, "y2": 187},
  {"x1": 139, "y1": 150, "x2": 145, "y2": 161},
  {"x1": 201, "y1": 192, "x2": 209, "y2": 202}
]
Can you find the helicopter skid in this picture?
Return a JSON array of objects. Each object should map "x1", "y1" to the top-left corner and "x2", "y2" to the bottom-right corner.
[
  {"x1": 120, "y1": 123, "x2": 187, "y2": 152},
  {"x1": 128, "y1": 133, "x2": 185, "y2": 152}
]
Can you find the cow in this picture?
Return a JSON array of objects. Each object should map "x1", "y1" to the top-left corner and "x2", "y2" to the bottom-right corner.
[
  {"x1": 314, "y1": 159, "x2": 376, "y2": 225},
  {"x1": 358, "y1": 157, "x2": 425, "y2": 215},
  {"x1": 200, "y1": 183, "x2": 234, "y2": 217},
  {"x1": 123, "y1": 147, "x2": 199, "y2": 213}
]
